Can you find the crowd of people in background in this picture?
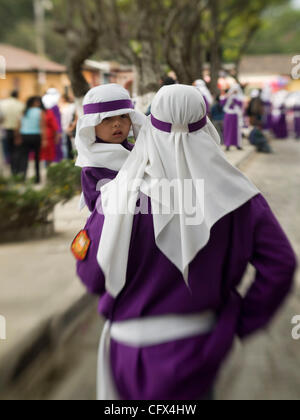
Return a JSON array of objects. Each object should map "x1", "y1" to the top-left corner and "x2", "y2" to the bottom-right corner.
[
  {"x1": 0, "y1": 77, "x2": 299, "y2": 183},
  {"x1": 146, "y1": 74, "x2": 300, "y2": 156},
  {"x1": 0, "y1": 88, "x2": 77, "y2": 183}
]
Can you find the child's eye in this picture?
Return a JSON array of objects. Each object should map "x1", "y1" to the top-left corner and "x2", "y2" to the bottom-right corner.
[
  {"x1": 121, "y1": 115, "x2": 129, "y2": 119},
  {"x1": 103, "y1": 117, "x2": 111, "y2": 122}
]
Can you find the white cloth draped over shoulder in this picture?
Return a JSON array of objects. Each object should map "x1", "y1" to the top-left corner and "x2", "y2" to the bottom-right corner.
[{"x1": 97, "y1": 84, "x2": 260, "y2": 298}]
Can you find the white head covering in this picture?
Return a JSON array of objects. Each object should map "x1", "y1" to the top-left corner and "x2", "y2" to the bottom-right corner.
[
  {"x1": 250, "y1": 89, "x2": 260, "y2": 99},
  {"x1": 227, "y1": 83, "x2": 244, "y2": 100},
  {"x1": 285, "y1": 91, "x2": 300, "y2": 109},
  {"x1": 272, "y1": 89, "x2": 289, "y2": 109},
  {"x1": 42, "y1": 88, "x2": 61, "y2": 110},
  {"x1": 97, "y1": 84, "x2": 260, "y2": 298},
  {"x1": 75, "y1": 84, "x2": 146, "y2": 170},
  {"x1": 194, "y1": 79, "x2": 213, "y2": 105},
  {"x1": 261, "y1": 83, "x2": 272, "y2": 103}
]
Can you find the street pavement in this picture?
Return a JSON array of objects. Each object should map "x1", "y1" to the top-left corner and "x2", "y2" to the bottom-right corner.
[
  {"x1": 3, "y1": 139, "x2": 300, "y2": 400},
  {"x1": 217, "y1": 138, "x2": 300, "y2": 400}
]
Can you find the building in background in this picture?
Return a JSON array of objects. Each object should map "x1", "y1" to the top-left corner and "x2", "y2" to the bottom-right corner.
[
  {"x1": 239, "y1": 54, "x2": 298, "y2": 92},
  {"x1": 0, "y1": 44, "x2": 100, "y2": 101}
]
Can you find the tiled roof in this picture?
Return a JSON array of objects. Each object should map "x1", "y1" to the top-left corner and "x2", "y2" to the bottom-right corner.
[{"x1": 0, "y1": 44, "x2": 66, "y2": 73}]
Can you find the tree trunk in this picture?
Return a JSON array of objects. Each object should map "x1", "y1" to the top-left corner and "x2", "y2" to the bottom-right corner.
[{"x1": 209, "y1": 0, "x2": 222, "y2": 96}]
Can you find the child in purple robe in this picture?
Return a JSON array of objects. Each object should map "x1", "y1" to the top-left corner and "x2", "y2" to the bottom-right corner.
[
  {"x1": 75, "y1": 84, "x2": 146, "y2": 212},
  {"x1": 74, "y1": 85, "x2": 297, "y2": 400},
  {"x1": 261, "y1": 83, "x2": 273, "y2": 130},
  {"x1": 272, "y1": 90, "x2": 289, "y2": 140},
  {"x1": 223, "y1": 84, "x2": 244, "y2": 151},
  {"x1": 293, "y1": 98, "x2": 300, "y2": 140},
  {"x1": 194, "y1": 79, "x2": 213, "y2": 115}
]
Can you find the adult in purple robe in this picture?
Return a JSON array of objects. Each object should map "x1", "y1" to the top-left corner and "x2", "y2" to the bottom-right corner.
[
  {"x1": 273, "y1": 106, "x2": 288, "y2": 139},
  {"x1": 261, "y1": 84, "x2": 273, "y2": 130},
  {"x1": 262, "y1": 101, "x2": 273, "y2": 130},
  {"x1": 223, "y1": 85, "x2": 244, "y2": 150},
  {"x1": 77, "y1": 192, "x2": 296, "y2": 400},
  {"x1": 272, "y1": 90, "x2": 289, "y2": 140},
  {"x1": 293, "y1": 105, "x2": 300, "y2": 140},
  {"x1": 75, "y1": 85, "x2": 297, "y2": 400},
  {"x1": 194, "y1": 79, "x2": 213, "y2": 115}
]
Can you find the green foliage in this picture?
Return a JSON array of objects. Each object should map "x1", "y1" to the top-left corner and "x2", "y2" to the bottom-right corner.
[
  {"x1": 246, "y1": 5, "x2": 300, "y2": 54},
  {"x1": 0, "y1": 0, "x2": 298, "y2": 79},
  {"x1": 0, "y1": 0, "x2": 33, "y2": 39},
  {"x1": 0, "y1": 160, "x2": 81, "y2": 235},
  {"x1": 46, "y1": 159, "x2": 82, "y2": 203},
  {"x1": 0, "y1": 176, "x2": 57, "y2": 232}
]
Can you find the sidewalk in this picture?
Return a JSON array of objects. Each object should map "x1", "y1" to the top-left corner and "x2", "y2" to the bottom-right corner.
[{"x1": 0, "y1": 143, "x2": 256, "y2": 395}]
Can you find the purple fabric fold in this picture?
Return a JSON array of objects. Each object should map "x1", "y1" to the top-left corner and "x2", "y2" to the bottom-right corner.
[{"x1": 84, "y1": 100, "x2": 134, "y2": 115}]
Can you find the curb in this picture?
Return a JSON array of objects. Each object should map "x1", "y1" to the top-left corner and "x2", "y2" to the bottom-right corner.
[
  {"x1": 235, "y1": 147, "x2": 257, "y2": 170},
  {"x1": 0, "y1": 293, "x2": 96, "y2": 397}
]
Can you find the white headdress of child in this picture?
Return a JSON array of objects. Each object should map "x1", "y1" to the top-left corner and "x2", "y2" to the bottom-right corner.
[
  {"x1": 98, "y1": 84, "x2": 260, "y2": 298},
  {"x1": 75, "y1": 84, "x2": 146, "y2": 170}
]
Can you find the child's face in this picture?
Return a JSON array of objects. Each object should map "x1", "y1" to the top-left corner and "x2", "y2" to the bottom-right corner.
[{"x1": 95, "y1": 114, "x2": 132, "y2": 144}]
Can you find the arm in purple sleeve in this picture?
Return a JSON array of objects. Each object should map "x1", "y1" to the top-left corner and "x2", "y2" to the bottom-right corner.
[
  {"x1": 81, "y1": 169, "x2": 100, "y2": 213},
  {"x1": 237, "y1": 196, "x2": 298, "y2": 339},
  {"x1": 76, "y1": 210, "x2": 106, "y2": 296}
]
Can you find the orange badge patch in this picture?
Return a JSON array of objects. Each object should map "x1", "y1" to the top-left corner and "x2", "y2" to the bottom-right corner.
[{"x1": 71, "y1": 230, "x2": 91, "y2": 261}]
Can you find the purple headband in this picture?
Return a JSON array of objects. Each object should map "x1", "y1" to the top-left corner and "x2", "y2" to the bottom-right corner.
[
  {"x1": 151, "y1": 114, "x2": 207, "y2": 133},
  {"x1": 83, "y1": 99, "x2": 134, "y2": 115}
]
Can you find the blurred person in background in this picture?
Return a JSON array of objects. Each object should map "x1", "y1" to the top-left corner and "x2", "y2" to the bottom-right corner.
[
  {"x1": 18, "y1": 96, "x2": 46, "y2": 183},
  {"x1": 261, "y1": 83, "x2": 273, "y2": 131},
  {"x1": 211, "y1": 94, "x2": 225, "y2": 144},
  {"x1": 40, "y1": 106, "x2": 60, "y2": 167},
  {"x1": 249, "y1": 119, "x2": 273, "y2": 154},
  {"x1": 42, "y1": 88, "x2": 63, "y2": 162},
  {"x1": 0, "y1": 90, "x2": 24, "y2": 174},
  {"x1": 246, "y1": 89, "x2": 264, "y2": 126},
  {"x1": 293, "y1": 97, "x2": 300, "y2": 140},
  {"x1": 194, "y1": 79, "x2": 213, "y2": 115},
  {"x1": 286, "y1": 91, "x2": 300, "y2": 140},
  {"x1": 272, "y1": 89, "x2": 289, "y2": 140},
  {"x1": 223, "y1": 84, "x2": 245, "y2": 151},
  {"x1": 60, "y1": 94, "x2": 76, "y2": 160}
]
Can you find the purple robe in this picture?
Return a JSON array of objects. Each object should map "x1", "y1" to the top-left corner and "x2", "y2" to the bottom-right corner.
[
  {"x1": 51, "y1": 105, "x2": 63, "y2": 162},
  {"x1": 76, "y1": 193, "x2": 297, "y2": 400},
  {"x1": 203, "y1": 96, "x2": 211, "y2": 115},
  {"x1": 81, "y1": 138, "x2": 134, "y2": 213},
  {"x1": 262, "y1": 101, "x2": 273, "y2": 130},
  {"x1": 273, "y1": 107, "x2": 288, "y2": 139},
  {"x1": 293, "y1": 106, "x2": 300, "y2": 139},
  {"x1": 224, "y1": 99, "x2": 243, "y2": 147}
]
